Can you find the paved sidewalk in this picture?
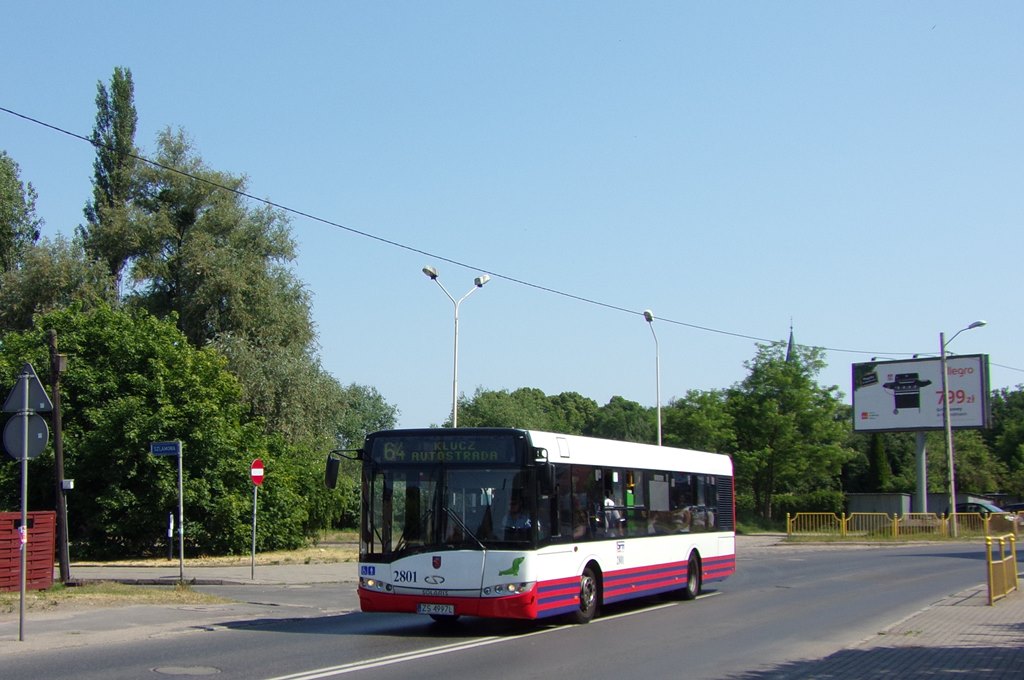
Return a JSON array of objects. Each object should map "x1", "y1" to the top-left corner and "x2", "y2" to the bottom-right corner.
[{"x1": 733, "y1": 583, "x2": 1023, "y2": 679}]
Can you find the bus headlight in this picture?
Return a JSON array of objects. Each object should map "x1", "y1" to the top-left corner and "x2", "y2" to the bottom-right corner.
[
  {"x1": 481, "y1": 582, "x2": 533, "y2": 597},
  {"x1": 360, "y1": 577, "x2": 387, "y2": 591}
]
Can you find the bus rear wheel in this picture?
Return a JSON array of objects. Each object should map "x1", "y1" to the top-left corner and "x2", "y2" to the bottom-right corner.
[
  {"x1": 682, "y1": 552, "x2": 701, "y2": 600},
  {"x1": 569, "y1": 565, "x2": 599, "y2": 624}
]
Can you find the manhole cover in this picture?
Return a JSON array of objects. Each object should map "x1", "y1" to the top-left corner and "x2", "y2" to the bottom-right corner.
[{"x1": 153, "y1": 667, "x2": 221, "y2": 676}]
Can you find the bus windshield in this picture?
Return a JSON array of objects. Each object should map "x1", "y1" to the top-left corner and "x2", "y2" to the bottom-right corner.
[{"x1": 362, "y1": 465, "x2": 538, "y2": 560}]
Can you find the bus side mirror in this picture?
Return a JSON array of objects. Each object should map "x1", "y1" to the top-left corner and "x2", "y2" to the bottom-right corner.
[
  {"x1": 325, "y1": 447, "x2": 363, "y2": 489},
  {"x1": 325, "y1": 455, "x2": 341, "y2": 489}
]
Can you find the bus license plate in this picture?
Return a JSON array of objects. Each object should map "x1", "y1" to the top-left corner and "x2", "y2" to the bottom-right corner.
[{"x1": 417, "y1": 603, "x2": 454, "y2": 616}]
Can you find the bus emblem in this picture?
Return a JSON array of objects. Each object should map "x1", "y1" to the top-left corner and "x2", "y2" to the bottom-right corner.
[
  {"x1": 432, "y1": 556, "x2": 442, "y2": 569},
  {"x1": 499, "y1": 557, "x2": 525, "y2": 576}
]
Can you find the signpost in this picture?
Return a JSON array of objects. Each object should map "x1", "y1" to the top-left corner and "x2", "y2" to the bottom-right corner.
[
  {"x1": 150, "y1": 440, "x2": 184, "y2": 581},
  {"x1": 3, "y1": 363, "x2": 54, "y2": 642},
  {"x1": 250, "y1": 458, "x2": 264, "y2": 579}
]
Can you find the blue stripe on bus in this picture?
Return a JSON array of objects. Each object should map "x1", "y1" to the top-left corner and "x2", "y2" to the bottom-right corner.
[{"x1": 534, "y1": 554, "x2": 736, "y2": 616}]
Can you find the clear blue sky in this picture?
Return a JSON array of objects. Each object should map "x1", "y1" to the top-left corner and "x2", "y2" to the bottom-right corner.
[{"x1": 3, "y1": 2, "x2": 1022, "y2": 428}]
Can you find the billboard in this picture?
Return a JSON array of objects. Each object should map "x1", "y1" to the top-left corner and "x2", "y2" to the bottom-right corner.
[{"x1": 852, "y1": 355, "x2": 990, "y2": 432}]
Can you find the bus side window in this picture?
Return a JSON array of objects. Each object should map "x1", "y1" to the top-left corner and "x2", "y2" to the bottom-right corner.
[
  {"x1": 670, "y1": 472, "x2": 695, "y2": 533},
  {"x1": 553, "y1": 465, "x2": 573, "y2": 540}
]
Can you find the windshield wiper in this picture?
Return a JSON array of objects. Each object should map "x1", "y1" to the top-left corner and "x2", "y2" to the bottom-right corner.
[{"x1": 443, "y1": 506, "x2": 487, "y2": 551}]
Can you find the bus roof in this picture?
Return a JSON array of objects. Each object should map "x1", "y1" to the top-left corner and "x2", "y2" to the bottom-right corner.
[
  {"x1": 524, "y1": 430, "x2": 733, "y2": 476},
  {"x1": 365, "y1": 428, "x2": 733, "y2": 477}
]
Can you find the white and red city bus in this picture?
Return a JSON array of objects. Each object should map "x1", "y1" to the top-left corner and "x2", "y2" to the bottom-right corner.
[{"x1": 326, "y1": 428, "x2": 735, "y2": 624}]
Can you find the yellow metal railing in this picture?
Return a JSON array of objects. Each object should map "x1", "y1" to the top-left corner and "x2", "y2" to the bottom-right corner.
[
  {"x1": 896, "y1": 512, "x2": 947, "y2": 538},
  {"x1": 985, "y1": 534, "x2": 1018, "y2": 605},
  {"x1": 950, "y1": 512, "x2": 1019, "y2": 538},
  {"x1": 845, "y1": 512, "x2": 894, "y2": 537},
  {"x1": 786, "y1": 512, "x2": 846, "y2": 536},
  {"x1": 786, "y1": 511, "x2": 1020, "y2": 539}
]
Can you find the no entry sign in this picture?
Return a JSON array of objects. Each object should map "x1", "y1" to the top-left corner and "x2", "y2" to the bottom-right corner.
[{"x1": 250, "y1": 458, "x2": 264, "y2": 486}]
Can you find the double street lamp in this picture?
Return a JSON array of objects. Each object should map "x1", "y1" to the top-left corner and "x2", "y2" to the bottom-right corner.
[
  {"x1": 643, "y1": 310, "x2": 662, "y2": 446},
  {"x1": 941, "y1": 320, "x2": 986, "y2": 538},
  {"x1": 422, "y1": 266, "x2": 490, "y2": 428}
]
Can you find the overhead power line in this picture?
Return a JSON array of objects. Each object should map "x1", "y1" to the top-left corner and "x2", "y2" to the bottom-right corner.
[{"x1": 2, "y1": 105, "x2": 1021, "y2": 375}]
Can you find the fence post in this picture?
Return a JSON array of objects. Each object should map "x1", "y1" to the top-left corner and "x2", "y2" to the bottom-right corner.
[
  {"x1": 786, "y1": 513, "x2": 791, "y2": 537},
  {"x1": 986, "y1": 536, "x2": 995, "y2": 604},
  {"x1": 841, "y1": 513, "x2": 847, "y2": 538},
  {"x1": 892, "y1": 514, "x2": 898, "y2": 538}
]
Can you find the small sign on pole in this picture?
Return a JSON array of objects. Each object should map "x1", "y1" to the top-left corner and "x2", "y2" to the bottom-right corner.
[
  {"x1": 150, "y1": 440, "x2": 184, "y2": 581},
  {"x1": 150, "y1": 441, "x2": 181, "y2": 456},
  {"x1": 250, "y1": 458, "x2": 264, "y2": 486},
  {"x1": 3, "y1": 363, "x2": 54, "y2": 642},
  {"x1": 250, "y1": 458, "x2": 264, "y2": 579}
]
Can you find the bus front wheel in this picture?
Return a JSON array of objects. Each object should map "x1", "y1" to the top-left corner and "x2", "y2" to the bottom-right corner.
[{"x1": 570, "y1": 565, "x2": 599, "y2": 624}]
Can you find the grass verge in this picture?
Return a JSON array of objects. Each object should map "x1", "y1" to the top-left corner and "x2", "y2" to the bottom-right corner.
[{"x1": 0, "y1": 581, "x2": 229, "y2": 615}]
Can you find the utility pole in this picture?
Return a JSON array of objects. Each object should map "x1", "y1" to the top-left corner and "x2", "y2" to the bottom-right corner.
[{"x1": 48, "y1": 330, "x2": 70, "y2": 582}]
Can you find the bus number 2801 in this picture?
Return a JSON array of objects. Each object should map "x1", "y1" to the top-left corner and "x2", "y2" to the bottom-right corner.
[{"x1": 393, "y1": 570, "x2": 417, "y2": 583}]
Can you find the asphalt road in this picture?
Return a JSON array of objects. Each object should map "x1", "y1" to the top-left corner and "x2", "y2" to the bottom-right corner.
[{"x1": 1, "y1": 541, "x2": 989, "y2": 680}]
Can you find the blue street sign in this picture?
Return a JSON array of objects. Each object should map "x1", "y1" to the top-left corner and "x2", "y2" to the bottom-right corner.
[{"x1": 150, "y1": 441, "x2": 181, "y2": 456}]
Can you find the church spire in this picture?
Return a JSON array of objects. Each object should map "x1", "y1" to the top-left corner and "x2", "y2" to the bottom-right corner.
[{"x1": 785, "y1": 320, "x2": 795, "y2": 363}]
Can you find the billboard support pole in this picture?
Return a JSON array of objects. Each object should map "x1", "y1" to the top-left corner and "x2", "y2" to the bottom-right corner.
[{"x1": 915, "y1": 432, "x2": 927, "y2": 513}]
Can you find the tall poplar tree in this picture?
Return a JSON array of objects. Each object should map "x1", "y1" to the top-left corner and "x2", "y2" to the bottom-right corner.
[{"x1": 80, "y1": 66, "x2": 141, "y2": 291}]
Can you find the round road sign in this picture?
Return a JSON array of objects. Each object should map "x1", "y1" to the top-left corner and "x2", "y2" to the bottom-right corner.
[
  {"x1": 250, "y1": 458, "x2": 264, "y2": 486},
  {"x1": 3, "y1": 413, "x2": 50, "y2": 460}
]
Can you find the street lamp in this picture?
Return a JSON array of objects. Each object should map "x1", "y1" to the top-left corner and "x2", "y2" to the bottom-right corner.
[
  {"x1": 643, "y1": 310, "x2": 662, "y2": 446},
  {"x1": 422, "y1": 266, "x2": 490, "y2": 428},
  {"x1": 942, "y1": 320, "x2": 986, "y2": 538}
]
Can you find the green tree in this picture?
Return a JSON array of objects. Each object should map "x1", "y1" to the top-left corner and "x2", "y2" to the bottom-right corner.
[
  {"x1": 0, "y1": 150, "x2": 42, "y2": 273},
  {"x1": 842, "y1": 431, "x2": 918, "y2": 494},
  {"x1": 865, "y1": 433, "x2": 893, "y2": 492},
  {"x1": 728, "y1": 342, "x2": 852, "y2": 520},
  {"x1": 214, "y1": 334, "x2": 343, "y2": 445},
  {"x1": 130, "y1": 128, "x2": 307, "y2": 349},
  {"x1": 0, "y1": 236, "x2": 114, "y2": 331},
  {"x1": 662, "y1": 388, "x2": 736, "y2": 452},
  {"x1": 546, "y1": 391, "x2": 599, "y2": 434},
  {"x1": 952, "y1": 430, "x2": 1007, "y2": 494},
  {"x1": 586, "y1": 395, "x2": 655, "y2": 443},
  {"x1": 985, "y1": 386, "x2": 1024, "y2": 487},
  {"x1": 80, "y1": 66, "x2": 141, "y2": 290},
  {"x1": 124, "y1": 128, "x2": 344, "y2": 445},
  {"x1": 0, "y1": 304, "x2": 324, "y2": 556},
  {"x1": 334, "y1": 383, "x2": 399, "y2": 448},
  {"x1": 456, "y1": 387, "x2": 555, "y2": 429},
  {"x1": 325, "y1": 383, "x2": 399, "y2": 528},
  {"x1": 927, "y1": 430, "x2": 1007, "y2": 500},
  {"x1": 452, "y1": 387, "x2": 597, "y2": 433}
]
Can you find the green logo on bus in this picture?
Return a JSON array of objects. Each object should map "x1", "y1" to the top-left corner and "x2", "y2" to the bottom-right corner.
[{"x1": 499, "y1": 557, "x2": 525, "y2": 576}]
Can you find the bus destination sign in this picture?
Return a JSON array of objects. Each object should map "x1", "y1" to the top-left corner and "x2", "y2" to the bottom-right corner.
[{"x1": 370, "y1": 435, "x2": 519, "y2": 465}]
